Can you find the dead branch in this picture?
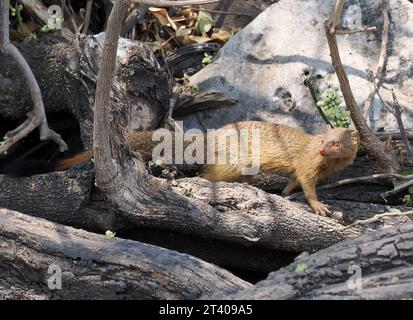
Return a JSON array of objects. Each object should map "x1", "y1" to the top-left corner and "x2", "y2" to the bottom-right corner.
[
  {"x1": 0, "y1": 0, "x2": 68, "y2": 155},
  {"x1": 363, "y1": 5, "x2": 389, "y2": 118},
  {"x1": 129, "y1": 0, "x2": 222, "y2": 6},
  {"x1": 377, "y1": 132, "x2": 413, "y2": 141},
  {"x1": 82, "y1": 0, "x2": 93, "y2": 34},
  {"x1": 120, "y1": 4, "x2": 149, "y2": 37},
  {"x1": 335, "y1": 26, "x2": 377, "y2": 34},
  {"x1": 370, "y1": 75, "x2": 413, "y2": 161},
  {"x1": 324, "y1": 0, "x2": 399, "y2": 173},
  {"x1": 286, "y1": 173, "x2": 413, "y2": 200},
  {"x1": 342, "y1": 211, "x2": 413, "y2": 230},
  {"x1": 390, "y1": 90, "x2": 413, "y2": 161},
  {"x1": 381, "y1": 178, "x2": 413, "y2": 200}
]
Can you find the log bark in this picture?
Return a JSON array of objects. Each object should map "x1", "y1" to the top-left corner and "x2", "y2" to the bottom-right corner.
[
  {"x1": 0, "y1": 164, "x2": 94, "y2": 227},
  {"x1": 0, "y1": 208, "x2": 250, "y2": 300},
  {"x1": 217, "y1": 222, "x2": 413, "y2": 300}
]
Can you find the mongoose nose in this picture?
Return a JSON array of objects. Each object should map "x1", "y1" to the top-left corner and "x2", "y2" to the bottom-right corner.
[{"x1": 319, "y1": 148, "x2": 326, "y2": 155}]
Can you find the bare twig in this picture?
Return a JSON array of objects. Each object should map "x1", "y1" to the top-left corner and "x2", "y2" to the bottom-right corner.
[
  {"x1": 0, "y1": 0, "x2": 68, "y2": 155},
  {"x1": 324, "y1": 0, "x2": 399, "y2": 173},
  {"x1": 376, "y1": 132, "x2": 413, "y2": 141},
  {"x1": 369, "y1": 73, "x2": 413, "y2": 161},
  {"x1": 335, "y1": 26, "x2": 377, "y2": 35},
  {"x1": 286, "y1": 173, "x2": 413, "y2": 200},
  {"x1": 194, "y1": 7, "x2": 254, "y2": 17},
  {"x1": 82, "y1": 0, "x2": 93, "y2": 34},
  {"x1": 65, "y1": 0, "x2": 81, "y2": 35},
  {"x1": 120, "y1": 5, "x2": 149, "y2": 37},
  {"x1": 129, "y1": 0, "x2": 221, "y2": 6},
  {"x1": 304, "y1": 79, "x2": 333, "y2": 128},
  {"x1": 342, "y1": 211, "x2": 413, "y2": 230},
  {"x1": 381, "y1": 178, "x2": 413, "y2": 200},
  {"x1": 390, "y1": 90, "x2": 413, "y2": 161},
  {"x1": 363, "y1": 5, "x2": 389, "y2": 118},
  {"x1": 329, "y1": 0, "x2": 345, "y2": 28}
]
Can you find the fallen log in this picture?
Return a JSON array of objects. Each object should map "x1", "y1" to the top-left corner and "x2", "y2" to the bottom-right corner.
[
  {"x1": 216, "y1": 222, "x2": 413, "y2": 299},
  {"x1": 0, "y1": 208, "x2": 250, "y2": 300}
]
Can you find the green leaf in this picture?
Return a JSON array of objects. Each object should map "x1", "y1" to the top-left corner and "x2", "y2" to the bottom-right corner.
[
  {"x1": 195, "y1": 11, "x2": 213, "y2": 35},
  {"x1": 105, "y1": 230, "x2": 116, "y2": 238}
]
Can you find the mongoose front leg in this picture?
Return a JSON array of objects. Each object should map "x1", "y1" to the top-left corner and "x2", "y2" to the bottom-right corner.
[
  {"x1": 282, "y1": 178, "x2": 300, "y2": 196},
  {"x1": 298, "y1": 176, "x2": 330, "y2": 216}
]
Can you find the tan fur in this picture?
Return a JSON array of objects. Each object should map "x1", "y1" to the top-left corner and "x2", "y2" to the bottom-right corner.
[{"x1": 200, "y1": 121, "x2": 359, "y2": 216}]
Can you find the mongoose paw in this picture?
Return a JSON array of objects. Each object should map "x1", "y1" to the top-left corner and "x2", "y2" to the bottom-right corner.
[
  {"x1": 310, "y1": 201, "x2": 331, "y2": 216},
  {"x1": 281, "y1": 189, "x2": 290, "y2": 196}
]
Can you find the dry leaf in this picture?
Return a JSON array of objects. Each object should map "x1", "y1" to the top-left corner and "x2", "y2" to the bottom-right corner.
[
  {"x1": 188, "y1": 35, "x2": 212, "y2": 44},
  {"x1": 149, "y1": 7, "x2": 178, "y2": 30},
  {"x1": 210, "y1": 28, "x2": 232, "y2": 43}
]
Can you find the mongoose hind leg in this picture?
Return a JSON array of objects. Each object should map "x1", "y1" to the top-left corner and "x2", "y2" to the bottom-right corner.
[{"x1": 282, "y1": 178, "x2": 300, "y2": 196}]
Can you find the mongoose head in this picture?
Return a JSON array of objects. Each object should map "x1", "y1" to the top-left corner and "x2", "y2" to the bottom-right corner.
[{"x1": 319, "y1": 127, "x2": 359, "y2": 158}]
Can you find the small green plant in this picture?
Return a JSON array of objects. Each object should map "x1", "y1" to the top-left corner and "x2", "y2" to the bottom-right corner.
[
  {"x1": 10, "y1": 4, "x2": 36, "y2": 39},
  {"x1": 202, "y1": 53, "x2": 212, "y2": 66},
  {"x1": 105, "y1": 230, "x2": 116, "y2": 239},
  {"x1": 178, "y1": 74, "x2": 199, "y2": 95},
  {"x1": 295, "y1": 263, "x2": 307, "y2": 273},
  {"x1": 317, "y1": 88, "x2": 351, "y2": 128},
  {"x1": 10, "y1": 4, "x2": 24, "y2": 25},
  {"x1": 403, "y1": 194, "x2": 412, "y2": 206}
]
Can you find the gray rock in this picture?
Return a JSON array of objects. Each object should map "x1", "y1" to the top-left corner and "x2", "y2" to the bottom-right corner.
[{"x1": 183, "y1": 0, "x2": 413, "y2": 134}]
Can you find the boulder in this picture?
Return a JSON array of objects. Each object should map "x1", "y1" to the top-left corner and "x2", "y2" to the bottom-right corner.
[{"x1": 184, "y1": 0, "x2": 413, "y2": 134}]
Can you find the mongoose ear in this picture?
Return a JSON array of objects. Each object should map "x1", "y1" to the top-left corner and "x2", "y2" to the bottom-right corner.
[{"x1": 350, "y1": 130, "x2": 359, "y2": 144}]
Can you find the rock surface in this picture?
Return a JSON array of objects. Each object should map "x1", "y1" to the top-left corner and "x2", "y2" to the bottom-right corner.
[{"x1": 185, "y1": 0, "x2": 413, "y2": 134}]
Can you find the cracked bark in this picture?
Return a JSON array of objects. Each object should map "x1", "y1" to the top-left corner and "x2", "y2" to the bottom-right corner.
[
  {"x1": 0, "y1": 208, "x2": 249, "y2": 300},
  {"x1": 217, "y1": 222, "x2": 413, "y2": 300}
]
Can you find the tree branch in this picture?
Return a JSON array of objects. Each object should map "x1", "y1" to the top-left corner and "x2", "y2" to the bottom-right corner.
[
  {"x1": 324, "y1": 0, "x2": 399, "y2": 173},
  {"x1": 286, "y1": 173, "x2": 413, "y2": 200},
  {"x1": 0, "y1": 0, "x2": 68, "y2": 155},
  {"x1": 129, "y1": 0, "x2": 222, "y2": 7},
  {"x1": 363, "y1": 4, "x2": 389, "y2": 118},
  {"x1": 342, "y1": 211, "x2": 413, "y2": 230}
]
